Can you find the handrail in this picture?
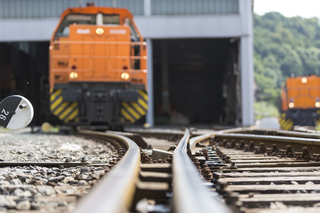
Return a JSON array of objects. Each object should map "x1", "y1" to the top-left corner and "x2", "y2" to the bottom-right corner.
[
  {"x1": 73, "y1": 129, "x2": 140, "y2": 213},
  {"x1": 173, "y1": 129, "x2": 232, "y2": 213},
  {"x1": 53, "y1": 41, "x2": 147, "y2": 45}
]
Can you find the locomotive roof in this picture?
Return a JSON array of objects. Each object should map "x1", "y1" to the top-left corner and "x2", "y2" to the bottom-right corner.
[
  {"x1": 60, "y1": 6, "x2": 134, "y2": 19},
  {"x1": 287, "y1": 75, "x2": 318, "y2": 80}
]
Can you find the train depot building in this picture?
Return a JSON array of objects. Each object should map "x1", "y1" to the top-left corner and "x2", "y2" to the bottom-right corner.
[{"x1": 0, "y1": 0, "x2": 254, "y2": 128}]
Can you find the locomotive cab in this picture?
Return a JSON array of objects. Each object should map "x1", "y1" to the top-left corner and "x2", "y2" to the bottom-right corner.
[{"x1": 49, "y1": 6, "x2": 148, "y2": 128}]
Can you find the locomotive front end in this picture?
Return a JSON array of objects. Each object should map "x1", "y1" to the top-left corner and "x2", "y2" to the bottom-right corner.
[
  {"x1": 49, "y1": 6, "x2": 147, "y2": 129},
  {"x1": 280, "y1": 75, "x2": 320, "y2": 130}
]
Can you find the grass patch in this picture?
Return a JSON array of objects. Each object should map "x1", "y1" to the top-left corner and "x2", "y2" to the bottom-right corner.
[{"x1": 254, "y1": 101, "x2": 279, "y2": 121}]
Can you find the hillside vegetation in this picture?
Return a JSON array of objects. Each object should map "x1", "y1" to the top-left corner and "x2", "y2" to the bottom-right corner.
[
  {"x1": 254, "y1": 12, "x2": 320, "y2": 117},
  {"x1": 254, "y1": 12, "x2": 320, "y2": 96}
]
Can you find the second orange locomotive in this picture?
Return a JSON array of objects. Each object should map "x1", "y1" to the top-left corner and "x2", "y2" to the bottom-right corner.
[
  {"x1": 280, "y1": 75, "x2": 320, "y2": 130},
  {"x1": 49, "y1": 5, "x2": 148, "y2": 129}
]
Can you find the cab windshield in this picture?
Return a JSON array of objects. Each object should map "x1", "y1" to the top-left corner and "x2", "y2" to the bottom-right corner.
[{"x1": 55, "y1": 14, "x2": 120, "y2": 37}]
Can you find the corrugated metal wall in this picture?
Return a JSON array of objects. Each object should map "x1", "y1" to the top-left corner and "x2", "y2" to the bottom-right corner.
[
  {"x1": 0, "y1": 0, "x2": 144, "y2": 18},
  {"x1": 151, "y1": 0, "x2": 239, "y2": 15},
  {"x1": 0, "y1": 0, "x2": 238, "y2": 19}
]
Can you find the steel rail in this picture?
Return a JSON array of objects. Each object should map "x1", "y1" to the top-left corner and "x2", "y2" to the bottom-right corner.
[
  {"x1": 173, "y1": 129, "x2": 232, "y2": 213},
  {"x1": 73, "y1": 129, "x2": 140, "y2": 213},
  {"x1": 218, "y1": 127, "x2": 320, "y2": 140},
  {"x1": 217, "y1": 127, "x2": 251, "y2": 134},
  {"x1": 215, "y1": 132, "x2": 320, "y2": 146},
  {"x1": 275, "y1": 129, "x2": 320, "y2": 139},
  {"x1": 127, "y1": 128, "x2": 209, "y2": 137},
  {"x1": 293, "y1": 126, "x2": 317, "y2": 133},
  {"x1": 189, "y1": 133, "x2": 212, "y2": 154},
  {"x1": 127, "y1": 128, "x2": 185, "y2": 136}
]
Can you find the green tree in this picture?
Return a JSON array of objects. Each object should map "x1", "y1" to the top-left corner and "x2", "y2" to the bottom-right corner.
[
  {"x1": 280, "y1": 49, "x2": 303, "y2": 77},
  {"x1": 254, "y1": 12, "x2": 320, "y2": 109}
]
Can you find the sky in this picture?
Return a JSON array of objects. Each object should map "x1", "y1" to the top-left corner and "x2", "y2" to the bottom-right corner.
[{"x1": 254, "y1": 0, "x2": 320, "y2": 19}]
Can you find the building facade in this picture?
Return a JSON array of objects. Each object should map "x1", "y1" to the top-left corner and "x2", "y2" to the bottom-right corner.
[{"x1": 0, "y1": 0, "x2": 254, "y2": 127}]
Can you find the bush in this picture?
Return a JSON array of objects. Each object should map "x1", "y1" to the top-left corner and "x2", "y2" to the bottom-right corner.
[{"x1": 254, "y1": 101, "x2": 279, "y2": 121}]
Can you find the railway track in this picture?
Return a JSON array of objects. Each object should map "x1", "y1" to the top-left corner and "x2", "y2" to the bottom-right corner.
[
  {"x1": 0, "y1": 127, "x2": 228, "y2": 213},
  {"x1": 74, "y1": 128, "x2": 230, "y2": 213},
  {"x1": 191, "y1": 128, "x2": 320, "y2": 212},
  {"x1": 3, "y1": 127, "x2": 320, "y2": 212}
]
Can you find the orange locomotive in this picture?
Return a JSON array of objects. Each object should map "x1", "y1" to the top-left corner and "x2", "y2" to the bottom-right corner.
[
  {"x1": 279, "y1": 75, "x2": 320, "y2": 130},
  {"x1": 49, "y1": 5, "x2": 148, "y2": 129}
]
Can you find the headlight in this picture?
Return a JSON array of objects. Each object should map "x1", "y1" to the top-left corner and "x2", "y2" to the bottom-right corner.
[
  {"x1": 316, "y1": 102, "x2": 320, "y2": 108},
  {"x1": 301, "y1": 77, "x2": 307, "y2": 84},
  {"x1": 96, "y1": 28, "x2": 104, "y2": 35},
  {"x1": 289, "y1": 102, "x2": 295, "y2": 108},
  {"x1": 70, "y1": 72, "x2": 78, "y2": 79},
  {"x1": 121, "y1": 72, "x2": 130, "y2": 80}
]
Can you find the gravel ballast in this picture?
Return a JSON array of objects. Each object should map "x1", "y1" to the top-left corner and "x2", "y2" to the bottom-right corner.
[{"x1": 0, "y1": 129, "x2": 116, "y2": 212}]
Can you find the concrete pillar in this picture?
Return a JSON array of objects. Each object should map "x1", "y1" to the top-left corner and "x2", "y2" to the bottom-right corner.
[
  {"x1": 240, "y1": 0, "x2": 254, "y2": 126},
  {"x1": 161, "y1": 40, "x2": 170, "y2": 114},
  {"x1": 146, "y1": 38, "x2": 154, "y2": 127},
  {"x1": 144, "y1": 0, "x2": 151, "y2": 16},
  {"x1": 145, "y1": 0, "x2": 153, "y2": 127}
]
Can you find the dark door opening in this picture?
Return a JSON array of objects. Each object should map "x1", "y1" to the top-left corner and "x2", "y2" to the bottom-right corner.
[
  {"x1": 0, "y1": 38, "x2": 240, "y2": 127},
  {"x1": 153, "y1": 38, "x2": 239, "y2": 125},
  {"x1": 0, "y1": 42, "x2": 59, "y2": 126}
]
